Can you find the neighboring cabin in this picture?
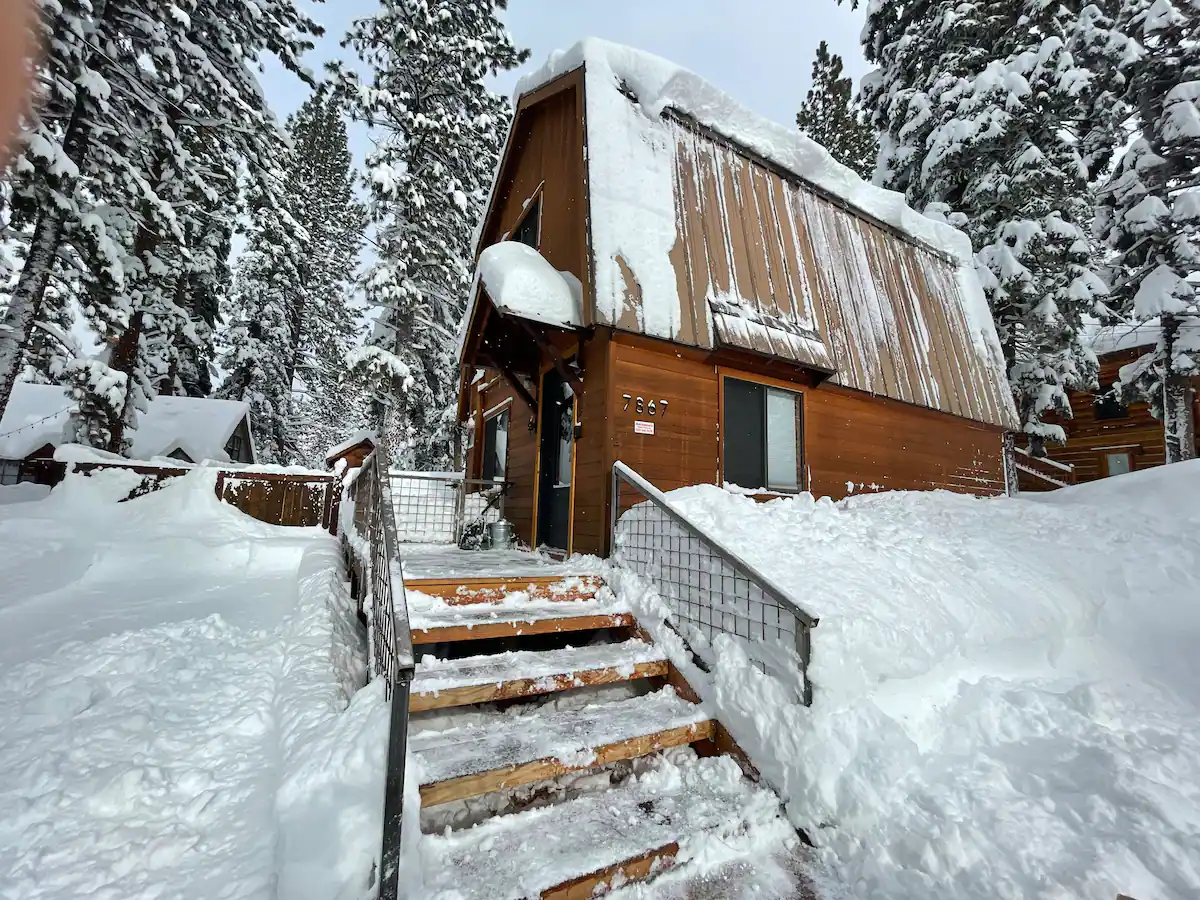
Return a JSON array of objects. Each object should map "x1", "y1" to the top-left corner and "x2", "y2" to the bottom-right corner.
[
  {"x1": 1039, "y1": 321, "x2": 1200, "y2": 484},
  {"x1": 456, "y1": 39, "x2": 1019, "y2": 556},
  {"x1": 0, "y1": 382, "x2": 256, "y2": 485}
]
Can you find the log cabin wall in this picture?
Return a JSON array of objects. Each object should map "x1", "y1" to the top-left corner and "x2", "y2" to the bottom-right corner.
[{"x1": 1043, "y1": 347, "x2": 1200, "y2": 482}]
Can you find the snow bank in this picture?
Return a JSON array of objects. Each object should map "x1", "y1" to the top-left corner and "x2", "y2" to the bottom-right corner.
[
  {"x1": 614, "y1": 468, "x2": 1200, "y2": 900},
  {"x1": 477, "y1": 241, "x2": 584, "y2": 331},
  {"x1": 0, "y1": 471, "x2": 372, "y2": 899}
]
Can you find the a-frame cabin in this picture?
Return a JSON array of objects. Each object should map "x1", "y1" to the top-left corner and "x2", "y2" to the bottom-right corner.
[{"x1": 456, "y1": 39, "x2": 1019, "y2": 556}]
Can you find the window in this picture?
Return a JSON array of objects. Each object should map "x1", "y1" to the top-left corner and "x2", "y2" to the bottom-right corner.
[
  {"x1": 723, "y1": 378, "x2": 803, "y2": 492},
  {"x1": 512, "y1": 197, "x2": 540, "y2": 249},
  {"x1": 555, "y1": 382, "x2": 574, "y2": 488},
  {"x1": 0, "y1": 460, "x2": 21, "y2": 486},
  {"x1": 1105, "y1": 452, "x2": 1133, "y2": 477},
  {"x1": 1095, "y1": 394, "x2": 1127, "y2": 421},
  {"x1": 225, "y1": 429, "x2": 247, "y2": 463},
  {"x1": 482, "y1": 408, "x2": 509, "y2": 481}
]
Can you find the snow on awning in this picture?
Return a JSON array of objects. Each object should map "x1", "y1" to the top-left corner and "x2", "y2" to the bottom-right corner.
[
  {"x1": 477, "y1": 241, "x2": 584, "y2": 331},
  {"x1": 709, "y1": 297, "x2": 835, "y2": 374}
]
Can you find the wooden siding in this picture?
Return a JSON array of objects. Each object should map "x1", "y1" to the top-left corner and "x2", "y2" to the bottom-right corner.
[
  {"x1": 477, "y1": 70, "x2": 589, "y2": 298},
  {"x1": 664, "y1": 116, "x2": 1014, "y2": 431},
  {"x1": 470, "y1": 374, "x2": 539, "y2": 548},
  {"x1": 571, "y1": 332, "x2": 613, "y2": 555},
  {"x1": 1044, "y1": 348, "x2": 1200, "y2": 483}
]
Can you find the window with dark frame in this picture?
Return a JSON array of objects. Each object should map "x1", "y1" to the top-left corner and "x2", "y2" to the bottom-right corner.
[
  {"x1": 482, "y1": 408, "x2": 510, "y2": 482},
  {"x1": 722, "y1": 378, "x2": 803, "y2": 492},
  {"x1": 511, "y1": 197, "x2": 540, "y2": 249},
  {"x1": 0, "y1": 460, "x2": 21, "y2": 486},
  {"x1": 226, "y1": 429, "x2": 246, "y2": 462},
  {"x1": 1094, "y1": 393, "x2": 1128, "y2": 421}
]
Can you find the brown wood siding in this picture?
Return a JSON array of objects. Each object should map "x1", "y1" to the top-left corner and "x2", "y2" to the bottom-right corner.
[
  {"x1": 609, "y1": 339, "x2": 720, "y2": 495},
  {"x1": 470, "y1": 373, "x2": 539, "y2": 547},
  {"x1": 570, "y1": 332, "x2": 612, "y2": 555},
  {"x1": 1044, "y1": 348, "x2": 1187, "y2": 483},
  {"x1": 477, "y1": 72, "x2": 588, "y2": 294},
  {"x1": 655, "y1": 115, "x2": 1016, "y2": 431}
]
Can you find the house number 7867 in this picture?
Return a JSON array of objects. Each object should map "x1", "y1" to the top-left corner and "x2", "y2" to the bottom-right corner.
[{"x1": 622, "y1": 395, "x2": 668, "y2": 417}]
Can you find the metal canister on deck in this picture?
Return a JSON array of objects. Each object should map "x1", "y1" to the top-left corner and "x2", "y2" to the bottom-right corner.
[{"x1": 487, "y1": 519, "x2": 514, "y2": 549}]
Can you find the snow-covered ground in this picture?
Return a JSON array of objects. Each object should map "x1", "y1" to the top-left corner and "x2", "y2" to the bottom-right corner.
[
  {"x1": 0, "y1": 470, "x2": 377, "y2": 900},
  {"x1": 617, "y1": 463, "x2": 1200, "y2": 900}
]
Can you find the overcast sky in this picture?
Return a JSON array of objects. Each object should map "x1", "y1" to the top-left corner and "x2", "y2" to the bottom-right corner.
[{"x1": 259, "y1": 0, "x2": 869, "y2": 160}]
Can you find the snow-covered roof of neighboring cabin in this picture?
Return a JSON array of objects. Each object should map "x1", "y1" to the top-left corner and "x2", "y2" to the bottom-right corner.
[
  {"x1": 1083, "y1": 320, "x2": 1161, "y2": 356},
  {"x1": 487, "y1": 38, "x2": 1018, "y2": 430},
  {"x1": 325, "y1": 429, "x2": 376, "y2": 463},
  {"x1": 0, "y1": 382, "x2": 253, "y2": 463}
]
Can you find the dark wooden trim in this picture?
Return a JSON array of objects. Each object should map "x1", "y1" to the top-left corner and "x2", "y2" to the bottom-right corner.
[
  {"x1": 519, "y1": 320, "x2": 585, "y2": 396},
  {"x1": 499, "y1": 364, "x2": 538, "y2": 412}
]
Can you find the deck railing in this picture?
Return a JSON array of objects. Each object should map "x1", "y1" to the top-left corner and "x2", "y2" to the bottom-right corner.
[
  {"x1": 342, "y1": 447, "x2": 414, "y2": 900},
  {"x1": 1012, "y1": 446, "x2": 1076, "y2": 492},
  {"x1": 611, "y1": 461, "x2": 817, "y2": 705},
  {"x1": 388, "y1": 470, "x2": 506, "y2": 546}
]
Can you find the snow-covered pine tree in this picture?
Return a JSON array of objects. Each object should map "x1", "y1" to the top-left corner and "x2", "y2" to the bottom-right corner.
[
  {"x1": 796, "y1": 40, "x2": 878, "y2": 180},
  {"x1": 284, "y1": 95, "x2": 370, "y2": 468},
  {"x1": 0, "y1": 0, "x2": 320, "y2": 455},
  {"x1": 1097, "y1": 0, "x2": 1200, "y2": 463},
  {"x1": 217, "y1": 185, "x2": 308, "y2": 466},
  {"x1": 337, "y1": 0, "x2": 528, "y2": 468},
  {"x1": 848, "y1": 0, "x2": 1121, "y2": 455}
]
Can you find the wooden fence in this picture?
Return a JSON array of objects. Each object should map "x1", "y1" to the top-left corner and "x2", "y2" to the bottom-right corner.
[{"x1": 51, "y1": 461, "x2": 340, "y2": 533}]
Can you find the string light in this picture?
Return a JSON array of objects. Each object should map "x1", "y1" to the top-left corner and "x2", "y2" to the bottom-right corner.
[{"x1": 0, "y1": 406, "x2": 73, "y2": 441}]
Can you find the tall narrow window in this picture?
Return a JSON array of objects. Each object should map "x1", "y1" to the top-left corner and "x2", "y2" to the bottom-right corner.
[
  {"x1": 512, "y1": 197, "x2": 540, "y2": 249},
  {"x1": 723, "y1": 378, "x2": 803, "y2": 492},
  {"x1": 482, "y1": 409, "x2": 509, "y2": 481}
]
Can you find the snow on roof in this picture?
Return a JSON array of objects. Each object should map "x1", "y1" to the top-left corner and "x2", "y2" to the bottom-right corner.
[
  {"x1": 491, "y1": 38, "x2": 1015, "y2": 430},
  {"x1": 1083, "y1": 318, "x2": 1162, "y2": 356},
  {"x1": 0, "y1": 382, "x2": 252, "y2": 463},
  {"x1": 324, "y1": 429, "x2": 376, "y2": 463},
  {"x1": 477, "y1": 241, "x2": 585, "y2": 331}
]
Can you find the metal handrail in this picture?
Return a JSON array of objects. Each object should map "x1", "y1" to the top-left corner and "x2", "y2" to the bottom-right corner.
[
  {"x1": 611, "y1": 460, "x2": 817, "y2": 705},
  {"x1": 342, "y1": 445, "x2": 414, "y2": 900}
]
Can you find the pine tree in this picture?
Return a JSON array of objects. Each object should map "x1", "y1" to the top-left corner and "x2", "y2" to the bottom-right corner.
[
  {"x1": 284, "y1": 95, "x2": 369, "y2": 467},
  {"x1": 796, "y1": 41, "x2": 879, "y2": 180},
  {"x1": 1097, "y1": 0, "x2": 1200, "y2": 463},
  {"x1": 337, "y1": 0, "x2": 528, "y2": 468},
  {"x1": 847, "y1": 0, "x2": 1123, "y2": 455},
  {"x1": 0, "y1": 0, "x2": 320, "y2": 456},
  {"x1": 217, "y1": 189, "x2": 307, "y2": 466}
]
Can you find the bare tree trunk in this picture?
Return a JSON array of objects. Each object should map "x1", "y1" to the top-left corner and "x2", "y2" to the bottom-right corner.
[{"x1": 1161, "y1": 314, "x2": 1196, "y2": 463}]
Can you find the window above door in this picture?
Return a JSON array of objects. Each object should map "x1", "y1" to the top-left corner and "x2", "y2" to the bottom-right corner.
[{"x1": 511, "y1": 196, "x2": 541, "y2": 250}]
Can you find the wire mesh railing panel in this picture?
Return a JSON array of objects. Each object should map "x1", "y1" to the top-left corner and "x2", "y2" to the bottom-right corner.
[
  {"x1": 341, "y1": 447, "x2": 414, "y2": 900},
  {"x1": 388, "y1": 472, "x2": 506, "y2": 545},
  {"x1": 611, "y1": 462, "x2": 814, "y2": 705}
]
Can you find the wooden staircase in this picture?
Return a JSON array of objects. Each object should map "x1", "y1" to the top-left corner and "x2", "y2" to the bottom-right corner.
[{"x1": 406, "y1": 569, "x2": 795, "y2": 899}]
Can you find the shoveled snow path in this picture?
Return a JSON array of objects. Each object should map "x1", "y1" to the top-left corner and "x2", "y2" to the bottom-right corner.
[
  {"x1": 421, "y1": 754, "x2": 792, "y2": 900},
  {"x1": 414, "y1": 688, "x2": 710, "y2": 785},
  {"x1": 414, "y1": 639, "x2": 665, "y2": 693},
  {"x1": 0, "y1": 471, "x2": 364, "y2": 900}
]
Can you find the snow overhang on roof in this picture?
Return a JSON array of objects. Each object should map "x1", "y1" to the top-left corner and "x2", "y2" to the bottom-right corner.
[
  {"x1": 477, "y1": 241, "x2": 585, "y2": 331},
  {"x1": 0, "y1": 382, "x2": 251, "y2": 463}
]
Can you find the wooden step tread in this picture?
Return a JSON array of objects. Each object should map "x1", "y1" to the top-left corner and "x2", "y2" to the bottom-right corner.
[
  {"x1": 409, "y1": 596, "x2": 633, "y2": 645},
  {"x1": 420, "y1": 755, "x2": 774, "y2": 900},
  {"x1": 405, "y1": 574, "x2": 606, "y2": 605},
  {"x1": 412, "y1": 640, "x2": 668, "y2": 711},
  {"x1": 413, "y1": 688, "x2": 713, "y2": 806}
]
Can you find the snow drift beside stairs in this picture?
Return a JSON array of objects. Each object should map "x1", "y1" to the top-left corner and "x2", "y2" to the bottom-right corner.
[
  {"x1": 0, "y1": 470, "x2": 371, "y2": 900},
  {"x1": 615, "y1": 467, "x2": 1200, "y2": 900}
]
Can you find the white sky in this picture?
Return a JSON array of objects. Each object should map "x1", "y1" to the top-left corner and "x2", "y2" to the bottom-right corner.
[{"x1": 259, "y1": 0, "x2": 869, "y2": 163}]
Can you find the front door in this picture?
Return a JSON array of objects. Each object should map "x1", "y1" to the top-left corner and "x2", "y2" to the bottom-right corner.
[{"x1": 536, "y1": 367, "x2": 574, "y2": 551}]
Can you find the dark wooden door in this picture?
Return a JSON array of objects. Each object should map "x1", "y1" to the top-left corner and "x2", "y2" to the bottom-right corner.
[{"x1": 537, "y1": 368, "x2": 574, "y2": 551}]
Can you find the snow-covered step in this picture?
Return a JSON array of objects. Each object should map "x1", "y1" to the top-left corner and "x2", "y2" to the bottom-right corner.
[
  {"x1": 414, "y1": 688, "x2": 714, "y2": 807},
  {"x1": 420, "y1": 755, "x2": 784, "y2": 900},
  {"x1": 404, "y1": 574, "x2": 606, "y2": 605},
  {"x1": 410, "y1": 598, "x2": 634, "y2": 645},
  {"x1": 411, "y1": 639, "x2": 669, "y2": 711}
]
